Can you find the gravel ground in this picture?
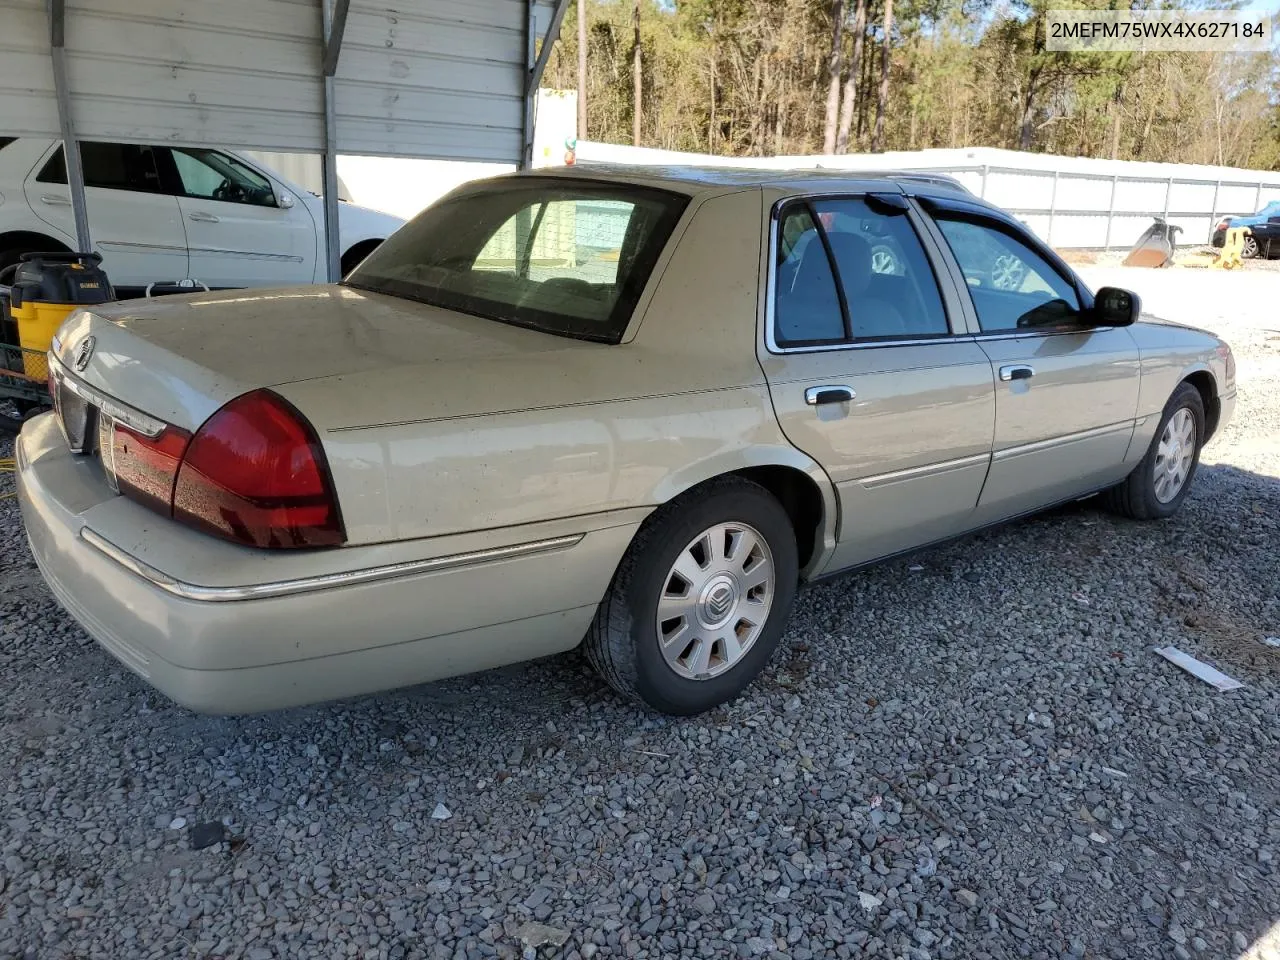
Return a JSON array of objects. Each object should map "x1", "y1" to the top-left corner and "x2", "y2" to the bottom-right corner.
[{"x1": 1, "y1": 266, "x2": 1277, "y2": 960}]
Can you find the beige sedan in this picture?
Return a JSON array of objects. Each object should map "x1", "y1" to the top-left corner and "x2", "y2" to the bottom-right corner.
[{"x1": 17, "y1": 167, "x2": 1235, "y2": 715}]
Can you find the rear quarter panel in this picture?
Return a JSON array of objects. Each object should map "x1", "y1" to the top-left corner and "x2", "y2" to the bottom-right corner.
[{"x1": 282, "y1": 189, "x2": 836, "y2": 552}]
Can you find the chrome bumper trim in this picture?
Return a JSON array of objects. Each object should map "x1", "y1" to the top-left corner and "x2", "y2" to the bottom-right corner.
[{"x1": 79, "y1": 528, "x2": 585, "y2": 603}]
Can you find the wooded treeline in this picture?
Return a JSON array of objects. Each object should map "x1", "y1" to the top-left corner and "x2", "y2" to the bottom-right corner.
[{"x1": 543, "y1": 0, "x2": 1280, "y2": 169}]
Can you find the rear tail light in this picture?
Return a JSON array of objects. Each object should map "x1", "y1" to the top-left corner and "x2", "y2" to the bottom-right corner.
[
  {"x1": 109, "y1": 422, "x2": 192, "y2": 516},
  {"x1": 171, "y1": 389, "x2": 345, "y2": 548}
]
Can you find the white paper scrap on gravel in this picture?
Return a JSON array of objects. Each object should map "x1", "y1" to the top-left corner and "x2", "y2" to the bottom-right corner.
[{"x1": 1153, "y1": 646, "x2": 1244, "y2": 691}]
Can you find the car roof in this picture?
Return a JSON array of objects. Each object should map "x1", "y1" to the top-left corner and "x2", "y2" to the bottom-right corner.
[{"x1": 517, "y1": 163, "x2": 977, "y2": 203}]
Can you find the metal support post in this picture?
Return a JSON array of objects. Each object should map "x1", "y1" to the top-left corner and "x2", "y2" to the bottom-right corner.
[
  {"x1": 1047, "y1": 170, "x2": 1059, "y2": 245},
  {"x1": 522, "y1": 1, "x2": 538, "y2": 169},
  {"x1": 48, "y1": 0, "x2": 91, "y2": 252},
  {"x1": 1103, "y1": 175, "x2": 1118, "y2": 250},
  {"x1": 320, "y1": 0, "x2": 349, "y2": 282},
  {"x1": 1208, "y1": 180, "x2": 1221, "y2": 242},
  {"x1": 523, "y1": 0, "x2": 572, "y2": 169}
]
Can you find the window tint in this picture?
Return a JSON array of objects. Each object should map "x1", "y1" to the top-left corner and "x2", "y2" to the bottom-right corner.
[
  {"x1": 170, "y1": 148, "x2": 276, "y2": 206},
  {"x1": 347, "y1": 179, "x2": 687, "y2": 344},
  {"x1": 774, "y1": 206, "x2": 845, "y2": 345},
  {"x1": 934, "y1": 217, "x2": 1081, "y2": 332},
  {"x1": 37, "y1": 143, "x2": 163, "y2": 193},
  {"x1": 811, "y1": 198, "x2": 949, "y2": 339}
]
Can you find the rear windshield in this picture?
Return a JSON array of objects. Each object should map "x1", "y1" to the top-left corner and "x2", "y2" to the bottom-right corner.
[{"x1": 345, "y1": 178, "x2": 689, "y2": 343}]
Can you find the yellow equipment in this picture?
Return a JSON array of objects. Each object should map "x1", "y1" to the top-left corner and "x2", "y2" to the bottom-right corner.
[
  {"x1": 7, "y1": 252, "x2": 113, "y2": 381},
  {"x1": 1171, "y1": 226, "x2": 1253, "y2": 270},
  {"x1": 1210, "y1": 226, "x2": 1251, "y2": 270}
]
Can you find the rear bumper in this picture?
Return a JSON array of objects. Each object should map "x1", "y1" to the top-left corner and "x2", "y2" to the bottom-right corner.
[{"x1": 16, "y1": 414, "x2": 626, "y2": 713}]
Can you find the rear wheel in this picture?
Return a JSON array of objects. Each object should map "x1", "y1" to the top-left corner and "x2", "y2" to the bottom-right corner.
[
  {"x1": 1241, "y1": 235, "x2": 1260, "y2": 259},
  {"x1": 585, "y1": 478, "x2": 798, "y2": 715},
  {"x1": 1104, "y1": 382, "x2": 1205, "y2": 520}
]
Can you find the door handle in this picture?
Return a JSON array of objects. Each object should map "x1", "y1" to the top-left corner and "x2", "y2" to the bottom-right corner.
[
  {"x1": 40, "y1": 194, "x2": 71, "y2": 205},
  {"x1": 999, "y1": 364, "x2": 1035, "y2": 382},
  {"x1": 188, "y1": 212, "x2": 220, "y2": 223},
  {"x1": 804, "y1": 385, "x2": 856, "y2": 406}
]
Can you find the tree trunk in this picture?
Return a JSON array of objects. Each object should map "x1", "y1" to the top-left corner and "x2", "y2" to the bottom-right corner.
[
  {"x1": 1109, "y1": 86, "x2": 1122, "y2": 159},
  {"x1": 872, "y1": 0, "x2": 893, "y2": 151},
  {"x1": 1018, "y1": 17, "x2": 1045, "y2": 151},
  {"x1": 708, "y1": 53, "x2": 717, "y2": 153},
  {"x1": 1136, "y1": 86, "x2": 1159, "y2": 159},
  {"x1": 576, "y1": 0, "x2": 588, "y2": 140},
  {"x1": 856, "y1": 7, "x2": 875, "y2": 143},
  {"x1": 1018, "y1": 72, "x2": 1039, "y2": 151},
  {"x1": 631, "y1": 0, "x2": 641, "y2": 147},
  {"x1": 835, "y1": 0, "x2": 867, "y2": 152},
  {"x1": 822, "y1": 0, "x2": 845, "y2": 154}
]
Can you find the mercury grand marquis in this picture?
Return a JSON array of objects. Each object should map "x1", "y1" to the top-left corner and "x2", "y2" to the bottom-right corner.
[{"x1": 17, "y1": 166, "x2": 1235, "y2": 715}]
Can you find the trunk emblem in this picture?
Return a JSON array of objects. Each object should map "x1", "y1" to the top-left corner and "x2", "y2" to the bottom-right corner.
[{"x1": 73, "y1": 336, "x2": 96, "y2": 372}]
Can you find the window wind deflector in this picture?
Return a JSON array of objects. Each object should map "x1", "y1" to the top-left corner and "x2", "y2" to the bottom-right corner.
[
  {"x1": 865, "y1": 193, "x2": 910, "y2": 216},
  {"x1": 915, "y1": 194, "x2": 997, "y2": 219}
]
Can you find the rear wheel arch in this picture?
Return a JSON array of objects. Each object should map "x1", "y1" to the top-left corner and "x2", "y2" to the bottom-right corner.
[
  {"x1": 1181, "y1": 370, "x2": 1220, "y2": 441},
  {"x1": 730, "y1": 465, "x2": 828, "y2": 574},
  {"x1": 340, "y1": 238, "x2": 384, "y2": 278},
  {"x1": 651, "y1": 453, "x2": 837, "y2": 577},
  {"x1": 0, "y1": 230, "x2": 71, "y2": 274}
]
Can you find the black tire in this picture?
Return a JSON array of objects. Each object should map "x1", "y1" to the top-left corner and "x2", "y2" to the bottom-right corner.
[
  {"x1": 585, "y1": 477, "x2": 799, "y2": 715},
  {"x1": 1241, "y1": 235, "x2": 1259, "y2": 259},
  {"x1": 1104, "y1": 382, "x2": 1205, "y2": 520},
  {"x1": 0, "y1": 412, "x2": 23, "y2": 435}
]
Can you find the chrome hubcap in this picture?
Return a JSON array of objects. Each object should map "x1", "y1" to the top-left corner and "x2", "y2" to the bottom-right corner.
[
  {"x1": 1154, "y1": 408, "x2": 1196, "y2": 503},
  {"x1": 656, "y1": 522, "x2": 775, "y2": 680}
]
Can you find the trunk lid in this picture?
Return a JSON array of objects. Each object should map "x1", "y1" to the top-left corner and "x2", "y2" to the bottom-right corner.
[{"x1": 54, "y1": 285, "x2": 603, "y2": 432}]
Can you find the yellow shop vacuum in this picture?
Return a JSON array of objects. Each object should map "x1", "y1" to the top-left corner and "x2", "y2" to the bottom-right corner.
[{"x1": 8, "y1": 251, "x2": 113, "y2": 381}]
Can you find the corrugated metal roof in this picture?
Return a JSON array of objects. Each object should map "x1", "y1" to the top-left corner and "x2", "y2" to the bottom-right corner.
[{"x1": 0, "y1": 0, "x2": 561, "y2": 163}]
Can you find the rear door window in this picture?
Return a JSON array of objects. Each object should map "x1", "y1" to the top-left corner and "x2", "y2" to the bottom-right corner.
[
  {"x1": 774, "y1": 205, "x2": 846, "y2": 345},
  {"x1": 773, "y1": 195, "x2": 951, "y2": 347},
  {"x1": 812, "y1": 198, "x2": 949, "y2": 339},
  {"x1": 346, "y1": 179, "x2": 688, "y2": 343},
  {"x1": 37, "y1": 142, "x2": 164, "y2": 193}
]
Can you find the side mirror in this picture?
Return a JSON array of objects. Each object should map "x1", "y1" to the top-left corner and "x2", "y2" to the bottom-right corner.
[
  {"x1": 1091, "y1": 286, "x2": 1140, "y2": 327},
  {"x1": 277, "y1": 190, "x2": 296, "y2": 210}
]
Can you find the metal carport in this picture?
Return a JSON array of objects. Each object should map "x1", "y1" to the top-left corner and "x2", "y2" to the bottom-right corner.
[{"x1": 0, "y1": 0, "x2": 570, "y2": 280}]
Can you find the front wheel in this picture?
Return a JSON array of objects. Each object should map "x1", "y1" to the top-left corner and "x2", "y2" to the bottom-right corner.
[
  {"x1": 585, "y1": 478, "x2": 798, "y2": 715},
  {"x1": 1104, "y1": 382, "x2": 1205, "y2": 520},
  {"x1": 1241, "y1": 235, "x2": 1260, "y2": 259}
]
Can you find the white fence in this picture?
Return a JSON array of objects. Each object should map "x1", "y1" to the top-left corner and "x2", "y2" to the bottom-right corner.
[
  {"x1": 944, "y1": 164, "x2": 1279, "y2": 250},
  {"x1": 574, "y1": 141, "x2": 1280, "y2": 250}
]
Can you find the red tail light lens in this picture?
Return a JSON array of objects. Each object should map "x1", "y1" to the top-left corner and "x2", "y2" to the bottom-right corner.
[
  {"x1": 172, "y1": 390, "x2": 345, "y2": 548},
  {"x1": 110, "y1": 422, "x2": 192, "y2": 516}
]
